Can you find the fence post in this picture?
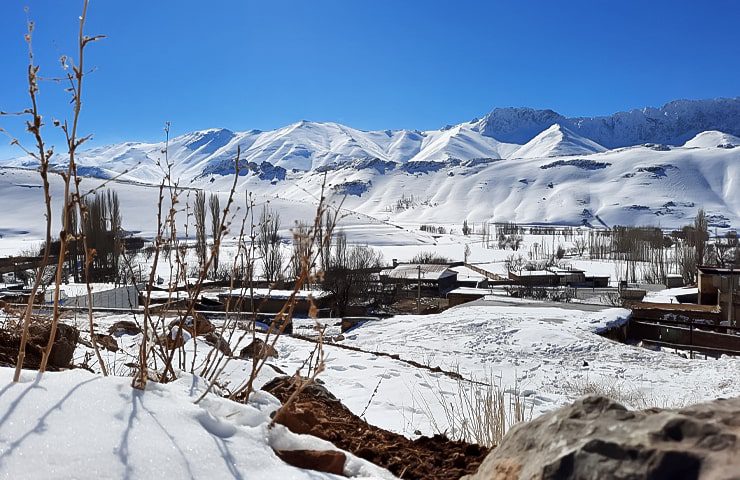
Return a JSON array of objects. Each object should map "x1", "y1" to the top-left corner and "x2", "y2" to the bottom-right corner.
[{"x1": 689, "y1": 318, "x2": 693, "y2": 359}]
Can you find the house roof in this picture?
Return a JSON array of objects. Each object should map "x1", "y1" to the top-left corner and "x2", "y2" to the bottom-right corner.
[
  {"x1": 698, "y1": 266, "x2": 740, "y2": 276},
  {"x1": 449, "y1": 266, "x2": 487, "y2": 282},
  {"x1": 387, "y1": 264, "x2": 457, "y2": 281},
  {"x1": 448, "y1": 287, "x2": 491, "y2": 296},
  {"x1": 549, "y1": 267, "x2": 585, "y2": 274},
  {"x1": 631, "y1": 301, "x2": 721, "y2": 313},
  {"x1": 510, "y1": 270, "x2": 557, "y2": 277},
  {"x1": 220, "y1": 288, "x2": 331, "y2": 300}
]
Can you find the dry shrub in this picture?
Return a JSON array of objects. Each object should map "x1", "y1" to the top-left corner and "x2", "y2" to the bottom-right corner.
[
  {"x1": 417, "y1": 372, "x2": 533, "y2": 447},
  {"x1": 561, "y1": 376, "x2": 689, "y2": 410}
]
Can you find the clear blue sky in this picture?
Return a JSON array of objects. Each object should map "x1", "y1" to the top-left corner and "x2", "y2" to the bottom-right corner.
[{"x1": 1, "y1": 0, "x2": 739, "y2": 157}]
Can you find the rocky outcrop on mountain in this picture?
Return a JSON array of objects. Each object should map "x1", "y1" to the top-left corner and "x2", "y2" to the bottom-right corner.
[{"x1": 464, "y1": 395, "x2": 740, "y2": 480}]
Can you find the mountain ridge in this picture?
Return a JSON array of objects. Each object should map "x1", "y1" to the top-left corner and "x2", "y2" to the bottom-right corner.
[{"x1": 475, "y1": 97, "x2": 740, "y2": 148}]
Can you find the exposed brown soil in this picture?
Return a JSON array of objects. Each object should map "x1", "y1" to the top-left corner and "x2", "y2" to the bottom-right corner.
[
  {"x1": 0, "y1": 322, "x2": 79, "y2": 370},
  {"x1": 389, "y1": 297, "x2": 448, "y2": 315},
  {"x1": 263, "y1": 376, "x2": 490, "y2": 480}
]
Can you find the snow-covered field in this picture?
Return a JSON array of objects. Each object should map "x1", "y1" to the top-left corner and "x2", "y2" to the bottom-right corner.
[
  {"x1": 3, "y1": 293, "x2": 739, "y2": 478},
  {"x1": 54, "y1": 295, "x2": 740, "y2": 438}
]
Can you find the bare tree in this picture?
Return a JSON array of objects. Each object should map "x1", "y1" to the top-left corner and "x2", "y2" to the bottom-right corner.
[
  {"x1": 194, "y1": 190, "x2": 206, "y2": 269},
  {"x1": 258, "y1": 205, "x2": 283, "y2": 284},
  {"x1": 693, "y1": 208, "x2": 708, "y2": 267},
  {"x1": 82, "y1": 190, "x2": 124, "y2": 282},
  {"x1": 290, "y1": 222, "x2": 310, "y2": 281},
  {"x1": 322, "y1": 231, "x2": 383, "y2": 315},
  {"x1": 209, "y1": 193, "x2": 221, "y2": 278},
  {"x1": 574, "y1": 237, "x2": 587, "y2": 257}
]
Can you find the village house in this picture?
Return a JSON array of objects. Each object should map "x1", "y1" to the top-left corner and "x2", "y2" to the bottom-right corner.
[
  {"x1": 218, "y1": 288, "x2": 334, "y2": 316},
  {"x1": 697, "y1": 266, "x2": 740, "y2": 326},
  {"x1": 508, "y1": 269, "x2": 559, "y2": 287},
  {"x1": 449, "y1": 265, "x2": 489, "y2": 288},
  {"x1": 547, "y1": 266, "x2": 587, "y2": 286},
  {"x1": 381, "y1": 263, "x2": 458, "y2": 296}
]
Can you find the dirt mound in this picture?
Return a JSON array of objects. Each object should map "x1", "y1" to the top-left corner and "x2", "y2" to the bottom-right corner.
[
  {"x1": 0, "y1": 322, "x2": 79, "y2": 370},
  {"x1": 108, "y1": 320, "x2": 141, "y2": 336},
  {"x1": 263, "y1": 376, "x2": 489, "y2": 480}
]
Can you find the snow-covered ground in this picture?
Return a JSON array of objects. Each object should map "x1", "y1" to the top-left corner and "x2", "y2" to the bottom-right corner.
[
  {"x1": 0, "y1": 368, "x2": 393, "y2": 479},
  {"x1": 57, "y1": 294, "x2": 740, "y2": 441}
]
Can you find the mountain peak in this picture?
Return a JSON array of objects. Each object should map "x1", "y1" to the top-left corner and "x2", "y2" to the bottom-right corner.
[
  {"x1": 512, "y1": 123, "x2": 606, "y2": 159},
  {"x1": 683, "y1": 130, "x2": 740, "y2": 149}
]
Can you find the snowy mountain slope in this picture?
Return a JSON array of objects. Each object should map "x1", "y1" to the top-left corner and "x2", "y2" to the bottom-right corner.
[
  {"x1": 512, "y1": 124, "x2": 607, "y2": 158},
  {"x1": 0, "y1": 168, "x2": 436, "y2": 250},
  {"x1": 683, "y1": 130, "x2": 740, "y2": 148},
  {"x1": 1, "y1": 129, "x2": 738, "y2": 241},
  {"x1": 475, "y1": 97, "x2": 740, "y2": 148},
  {"x1": 266, "y1": 143, "x2": 740, "y2": 228},
  {"x1": 2, "y1": 136, "x2": 739, "y2": 238}
]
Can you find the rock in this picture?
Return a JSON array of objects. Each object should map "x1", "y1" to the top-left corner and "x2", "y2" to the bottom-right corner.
[
  {"x1": 155, "y1": 327, "x2": 190, "y2": 350},
  {"x1": 274, "y1": 449, "x2": 346, "y2": 476},
  {"x1": 464, "y1": 395, "x2": 740, "y2": 480},
  {"x1": 92, "y1": 333, "x2": 119, "y2": 352},
  {"x1": 168, "y1": 313, "x2": 215, "y2": 337},
  {"x1": 108, "y1": 320, "x2": 141, "y2": 336},
  {"x1": 203, "y1": 332, "x2": 232, "y2": 356},
  {"x1": 239, "y1": 338, "x2": 278, "y2": 360}
]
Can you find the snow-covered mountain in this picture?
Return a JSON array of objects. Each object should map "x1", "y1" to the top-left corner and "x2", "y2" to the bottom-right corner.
[
  {"x1": 2, "y1": 98, "x2": 739, "y2": 230},
  {"x1": 51, "y1": 121, "x2": 519, "y2": 180},
  {"x1": 475, "y1": 98, "x2": 740, "y2": 148}
]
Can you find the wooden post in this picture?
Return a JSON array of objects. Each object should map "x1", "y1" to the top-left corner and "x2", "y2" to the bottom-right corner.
[
  {"x1": 417, "y1": 265, "x2": 421, "y2": 315},
  {"x1": 729, "y1": 267, "x2": 735, "y2": 328},
  {"x1": 689, "y1": 318, "x2": 694, "y2": 359}
]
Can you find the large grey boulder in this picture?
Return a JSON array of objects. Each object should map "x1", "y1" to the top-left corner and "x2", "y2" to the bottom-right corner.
[{"x1": 464, "y1": 395, "x2": 740, "y2": 480}]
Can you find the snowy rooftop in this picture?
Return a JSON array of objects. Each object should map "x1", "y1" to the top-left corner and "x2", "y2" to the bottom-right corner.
[
  {"x1": 449, "y1": 265, "x2": 487, "y2": 282},
  {"x1": 220, "y1": 288, "x2": 331, "y2": 300},
  {"x1": 386, "y1": 264, "x2": 456, "y2": 281},
  {"x1": 512, "y1": 269, "x2": 557, "y2": 277},
  {"x1": 447, "y1": 287, "x2": 492, "y2": 296},
  {"x1": 549, "y1": 267, "x2": 585, "y2": 274},
  {"x1": 643, "y1": 286, "x2": 699, "y2": 304}
]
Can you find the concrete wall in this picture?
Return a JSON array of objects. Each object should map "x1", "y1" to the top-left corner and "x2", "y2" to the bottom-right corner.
[{"x1": 66, "y1": 285, "x2": 139, "y2": 309}]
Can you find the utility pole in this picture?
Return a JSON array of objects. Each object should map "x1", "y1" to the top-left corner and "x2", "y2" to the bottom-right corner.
[
  {"x1": 730, "y1": 266, "x2": 736, "y2": 328},
  {"x1": 417, "y1": 265, "x2": 421, "y2": 314}
]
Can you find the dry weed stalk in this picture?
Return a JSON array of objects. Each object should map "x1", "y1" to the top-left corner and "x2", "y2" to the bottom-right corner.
[
  {"x1": 270, "y1": 319, "x2": 326, "y2": 428},
  {"x1": 417, "y1": 372, "x2": 533, "y2": 447},
  {"x1": 2, "y1": 0, "x2": 105, "y2": 380},
  {"x1": 226, "y1": 181, "x2": 342, "y2": 404},
  {"x1": 39, "y1": 0, "x2": 106, "y2": 375}
]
